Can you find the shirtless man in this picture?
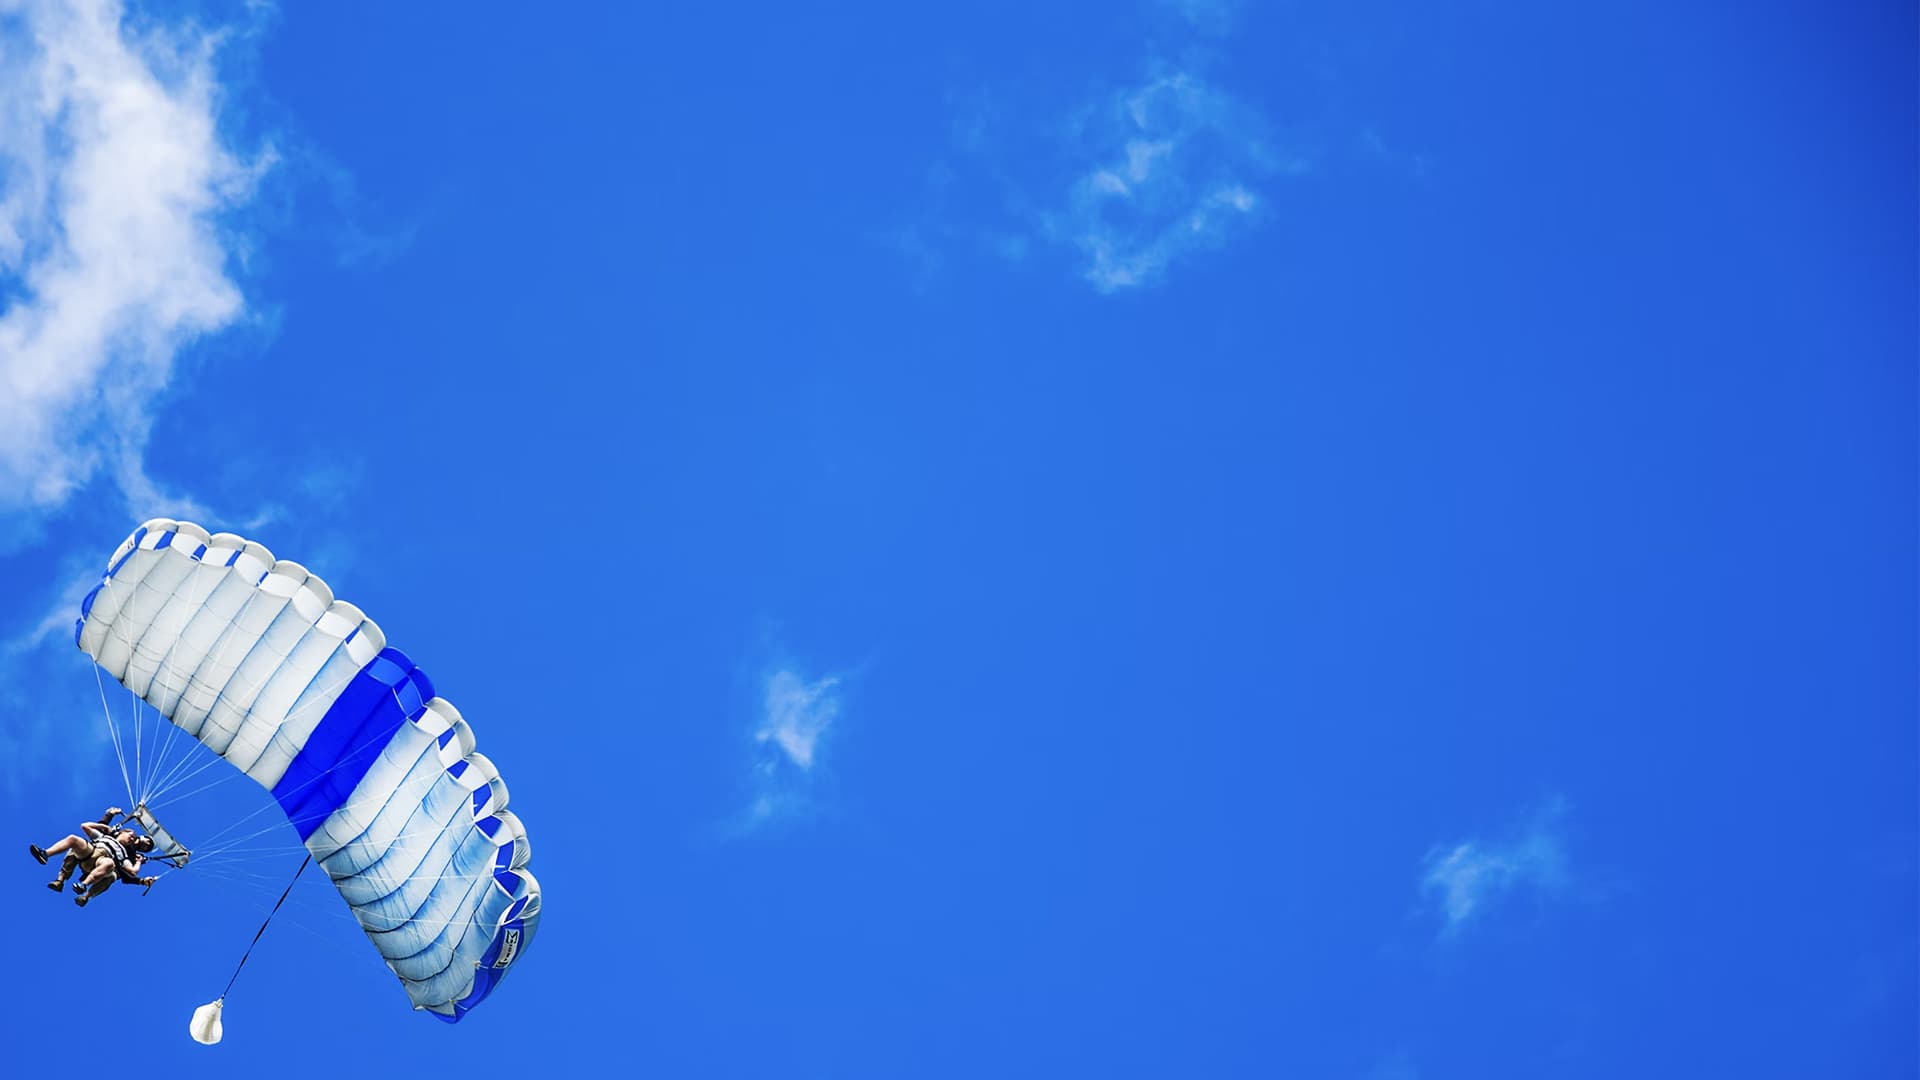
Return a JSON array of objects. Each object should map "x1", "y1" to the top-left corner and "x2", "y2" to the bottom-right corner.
[{"x1": 29, "y1": 807, "x2": 157, "y2": 906}]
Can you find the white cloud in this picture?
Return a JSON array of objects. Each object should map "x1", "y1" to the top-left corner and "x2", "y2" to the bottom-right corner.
[
  {"x1": 733, "y1": 664, "x2": 845, "y2": 832},
  {"x1": 757, "y1": 668, "x2": 840, "y2": 771},
  {"x1": 0, "y1": 0, "x2": 267, "y2": 517},
  {"x1": 1421, "y1": 799, "x2": 1571, "y2": 933},
  {"x1": 1052, "y1": 70, "x2": 1286, "y2": 292}
]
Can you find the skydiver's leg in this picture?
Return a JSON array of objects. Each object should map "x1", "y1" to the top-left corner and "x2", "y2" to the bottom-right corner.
[
  {"x1": 50, "y1": 853, "x2": 82, "y2": 890},
  {"x1": 43, "y1": 834, "x2": 90, "y2": 858},
  {"x1": 75, "y1": 873, "x2": 114, "y2": 908},
  {"x1": 51, "y1": 847, "x2": 96, "y2": 890},
  {"x1": 76, "y1": 857, "x2": 117, "y2": 893}
]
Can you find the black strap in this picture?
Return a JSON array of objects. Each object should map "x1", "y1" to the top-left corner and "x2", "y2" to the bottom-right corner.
[{"x1": 220, "y1": 853, "x2": 311, "y2": 1000}]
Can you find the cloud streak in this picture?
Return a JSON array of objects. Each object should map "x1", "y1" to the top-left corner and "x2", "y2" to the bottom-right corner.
[
  {"x1": 0, "y1": 0, "x2": 267, "y2": 517},
  {"x1": 1421, "y1": 799, "x2": 1571, "y2": 933}
]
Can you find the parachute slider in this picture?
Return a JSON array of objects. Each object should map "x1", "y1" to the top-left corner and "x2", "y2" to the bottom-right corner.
[{"x1": 131, "y1": 804, "x2": 190, "y2": 869}]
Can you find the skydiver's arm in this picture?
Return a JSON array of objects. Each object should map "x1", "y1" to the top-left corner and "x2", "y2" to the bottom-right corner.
[
  {"x1": 99, "y1": 807, "x2": 124, "y2": 825},
  {"x1": 81, "y1": 821, "x2": 108, "y2": 839}
]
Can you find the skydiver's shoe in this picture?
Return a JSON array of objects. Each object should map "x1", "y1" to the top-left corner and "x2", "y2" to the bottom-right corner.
[
  {"x1": 29, "y1": 844, "x2": 47, "y2": 865},
  {"x1": 47, "y1": 879, "x2": 64, "y2": 891},
  {"x1": 74, "y1": 895, "x2": 88, "y2": 908},
  {"x1": 73, "y1": 880, "x2": 87, "y2": 894}
]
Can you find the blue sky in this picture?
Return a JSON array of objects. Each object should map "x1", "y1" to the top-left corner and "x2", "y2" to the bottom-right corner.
[{"x1": 1, "y1": 1, "x2": 1913, "y2": 1075}]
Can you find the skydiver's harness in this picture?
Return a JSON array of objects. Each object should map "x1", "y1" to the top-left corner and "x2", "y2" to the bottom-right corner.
[
  {"x1": 91, "y1": 834, "x2": 129, "y2": 867},
  {"x1": 94, "y1": 806, "x2": 190, "y2": 895}
]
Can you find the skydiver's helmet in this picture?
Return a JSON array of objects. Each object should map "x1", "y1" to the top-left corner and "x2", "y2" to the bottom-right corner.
[{"x1": 132, "y1": 835, "x2": 155, "y2": 853}]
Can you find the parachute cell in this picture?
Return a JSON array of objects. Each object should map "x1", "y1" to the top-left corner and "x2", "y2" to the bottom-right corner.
[{"x1": 75, "y1": 519, "x2": 540, "y2": 1021}]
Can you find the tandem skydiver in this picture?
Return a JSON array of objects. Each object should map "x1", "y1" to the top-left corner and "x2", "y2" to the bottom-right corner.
[{"x1": 29, "y1": 806, "x2": 157, "y2": 906}]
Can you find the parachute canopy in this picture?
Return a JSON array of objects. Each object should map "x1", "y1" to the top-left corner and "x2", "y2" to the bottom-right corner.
[{"x1": 75, "y1": 519, "x2": 540, "y2": 1021}]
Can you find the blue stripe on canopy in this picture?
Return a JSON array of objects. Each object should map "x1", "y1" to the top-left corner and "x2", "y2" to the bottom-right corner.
[
  {"x1": 435, "y1": 913, "x2": 523, "y2": 1023},
  {"x1": 434, "y1": 965, "x2": 498, "y2": 1024},
  {"x1": 74, "y1": 529, "x2": 147, "y2": 644},
  {"x1": 273, "y1": 647, "x2": 434, "y2": 839}
]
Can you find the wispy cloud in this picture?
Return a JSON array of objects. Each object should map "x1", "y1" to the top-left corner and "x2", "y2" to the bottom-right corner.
[
  {"x1": 1050, "y1": 70, "x2": 1286, "y2": 291},
  {"x1": 1421, "y1": 799, "x2": 1571, "y2": 934},
  {"x1": 736, "y1": 664, "x2": 845, "y2": 831},
  {"x1": 9, "y1": 560, "x2": 95, "y2": 655},
  {"x1": 913, "y1": 6, "x2": 1294, "y2": 292},
  {"x1": 304, "y1": 148, "x2": 420, "y2": 269},
  {"x1": 0, "y1": 549, "x2": 115, "y2": 798},
  {"x1": 1358, "y1": 128, "x2": 1433, "y2": 182},
  {"x1": 0, "y1": 0, "x2": 269, "y2": 519},
  {"x1": 757, "y1": 668, "x2": 840, "y2": 771}
]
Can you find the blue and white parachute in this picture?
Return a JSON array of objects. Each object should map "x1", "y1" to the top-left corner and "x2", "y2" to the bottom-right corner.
[{"x1": 74, "y1": 519, "x2": 540, "y2": 1021}]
